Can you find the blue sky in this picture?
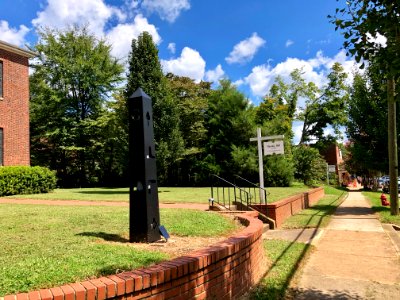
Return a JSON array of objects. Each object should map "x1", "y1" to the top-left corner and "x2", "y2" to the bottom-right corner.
[{"x1": 1, "y1": 0, "x2": 355, "y2": 140}]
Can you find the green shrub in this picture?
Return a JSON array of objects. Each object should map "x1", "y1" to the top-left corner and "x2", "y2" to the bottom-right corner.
[
  {"x1": 264, "y1": 155, "x2": 294, "y2": 187},
  {"x1": 0, "y1": 166, "x2": 56, "y2": 196}
]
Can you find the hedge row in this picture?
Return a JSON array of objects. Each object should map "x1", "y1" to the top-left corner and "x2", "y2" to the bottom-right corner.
[{"x1": 0, "y1": 166, "x2": 57, "y2": 196}]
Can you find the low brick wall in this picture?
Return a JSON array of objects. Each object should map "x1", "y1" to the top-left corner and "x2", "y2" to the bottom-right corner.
[
  {"x1": 251, "y1": 187, "x2": 325, "y2": 228},
  {"x1": 2, "y1": 212, "x2": 265, "y2": 300}
]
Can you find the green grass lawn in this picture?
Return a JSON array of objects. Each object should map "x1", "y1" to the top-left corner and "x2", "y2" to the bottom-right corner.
[
  {"x1": 250, "y1": 239, "x2": 310, "y2": 299},
  {"x1": 4, "y1": 183, "x2": 312, "y2": 204},
  {"x1": 362, "y1": 191, "x2": 400, "y2": 226},
  {"x1": 281, "y1": 185, "x2": 347, "y2": 229},
  {"x1": 0, "y1": 204, "x2": 239, "y2": 296}
]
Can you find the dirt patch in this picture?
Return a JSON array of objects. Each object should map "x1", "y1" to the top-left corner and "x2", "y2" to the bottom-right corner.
[{"x1": 95, "y1": 215, "x2": 245, "y2": 258}]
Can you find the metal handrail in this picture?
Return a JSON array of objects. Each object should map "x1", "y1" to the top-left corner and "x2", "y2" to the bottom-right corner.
[
  {"x1": 210, "y1": 174, "x2": 250, "y2": 211},
  {"x1": 234, "y1": 174, "x2": 269, "y2": 206}
]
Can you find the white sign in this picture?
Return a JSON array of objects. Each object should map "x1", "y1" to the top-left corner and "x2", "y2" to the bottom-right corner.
[
  {"x1": 263, "y1": 140, "x2": 284, "y2": 155},
  {"x1": 328, "y1": 165, "x2": 336, "y2": 172}
]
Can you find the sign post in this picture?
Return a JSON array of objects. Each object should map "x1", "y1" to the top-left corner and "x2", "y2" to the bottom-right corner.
[{"x1": 250, "y1": 129, "x2": 284, "y2": 204}]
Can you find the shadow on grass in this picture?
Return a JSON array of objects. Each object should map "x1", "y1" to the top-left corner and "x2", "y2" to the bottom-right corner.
[
  {"x1": 250, "y1": 189, "x2": 347, "y2": 299},
  {"x1": 76, "y1": 231, "x2": 129, "y2": 243}
]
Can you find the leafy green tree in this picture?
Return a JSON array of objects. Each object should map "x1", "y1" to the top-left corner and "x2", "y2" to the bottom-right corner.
[
  {"x1": 292, "y1": 145, "x2": 326, "y2": 186},
  {"x1": 30, "y1": 26, "x2": 123, "y2": 186},
  {"x1": 125, "y1": 32, "x2": 184, "y2": 184},
  {"x1": 255, "y1": 95, "x2": 295, "y2": 187},
  {"x1": 204, "y1": 80, "x2": 255, "y2": 179},
  {"x1": 165, "y1": 74, "x2": 211, "y2": 185},
  {"x1": 332, "y1": 0, "x2": 400, "y2": 214},
  {"x1": 298, "y1": 63, "x2": 349, "y2": 144},
  {"x1": 346, "y1": 65, "x2": 388, "y2": 175}
]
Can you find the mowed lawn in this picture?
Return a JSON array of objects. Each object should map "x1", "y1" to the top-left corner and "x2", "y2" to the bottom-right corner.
[
  {"x1": 0, "y1": 204, "x2": 240, "y2": 296},
  {"x1": 4, "y1": 183, "x2": 311, "y2": 204}
]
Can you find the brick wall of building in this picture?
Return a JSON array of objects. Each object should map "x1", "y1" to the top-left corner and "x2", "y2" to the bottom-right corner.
[{"x1": 0, "y1": 48, "x2": 30, "y2": 166}]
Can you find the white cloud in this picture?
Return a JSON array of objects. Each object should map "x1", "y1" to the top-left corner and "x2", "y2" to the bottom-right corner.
[
  {"x1": 367, "y1": 32, "x2": 387, "y2": 48},
  {"x1": 32, "y1": 0, "x2": 125, "y2": 36},
  {"x1": 205, "y1": 64, "x2": 224, "y2": 83},
  {"x1": 285, "y1": 39, "x2": 294, "y2": 48},
  {"x1": 106, "y1": 14, "x2": 161, "y2": 59},
  {"x1": 0, "y1": 20, "x2": 30, "y2": 46},
  {"x1": 225, "y1": 32, "x2": 266, "y2": 64},
  {"x1": 233, "y1": 79, "x2": 244, "y2": 87},
  {"x1": 167, "y1": 42, "x2": 176, "y2": 54},
  {"x1": 245, "y1": 50, "x2": 357, "y2": 97},
  {"x1": 142, "y1": 0, "x2": 190, "y2": 23},
  {"x1": 161, "y1": 47, "x2": 205, "y2": 82}
]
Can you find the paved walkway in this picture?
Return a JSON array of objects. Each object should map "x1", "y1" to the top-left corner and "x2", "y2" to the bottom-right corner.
[
  {"x1": 0, "y1": 198, "x2": 210, "y2": 210},
  {"x1": 291, "y1": 191, "x2": 400, "y2": 299}
]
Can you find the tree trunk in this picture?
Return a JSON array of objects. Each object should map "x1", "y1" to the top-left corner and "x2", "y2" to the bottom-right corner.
[{"x1": 387, "y1": 75, "x2": 399, "y2": 215}]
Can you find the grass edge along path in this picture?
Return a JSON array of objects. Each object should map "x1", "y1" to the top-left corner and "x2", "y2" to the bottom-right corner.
[
  {"x1": 3, "y1": 183, "x2": 311, "y2": 204},
  {"x1": 0, "y1": 205, "x2": 239, "y2": 296},
  {"x1": 249, "y1": 239, "x2": 311, "y2": 300},
  {"x1": 362, "y1": 191, "x2": 400, "y2": 226},
  {"x1": 281, "y1": 185, "x2": 347, "y2": 229}
]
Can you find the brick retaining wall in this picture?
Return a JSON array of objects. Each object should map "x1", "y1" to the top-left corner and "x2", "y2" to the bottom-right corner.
[
  {"x1": 1, "y1": 211, "x2": 265, "y2": 300},
  {"x1": 251, "y1": 187, "x2": 325, "y2": 228}
]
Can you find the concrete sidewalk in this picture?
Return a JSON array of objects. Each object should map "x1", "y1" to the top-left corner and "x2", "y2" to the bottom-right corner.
[{"x1": 290, "y1": 191, "x2": 400, "y2": 299}]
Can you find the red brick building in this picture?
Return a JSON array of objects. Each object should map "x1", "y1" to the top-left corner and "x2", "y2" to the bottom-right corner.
[
  {"x1": 0, "y1": 40, "x2": 35, "y2": 166},
  {"x1": 320, "y1": 143, "x2": 347, "y2": 184}
]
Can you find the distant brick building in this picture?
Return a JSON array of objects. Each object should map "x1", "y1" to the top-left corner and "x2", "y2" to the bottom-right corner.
[
  {"x1": 0, "y1": 40, "x2": 35, "y2": 166},
  {"x1": 320, "y1": 143, "x2": 347, "y2": 184}
]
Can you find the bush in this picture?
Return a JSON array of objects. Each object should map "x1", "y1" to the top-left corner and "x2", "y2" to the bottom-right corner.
[
  {"x1": 0, "y1": 166, "x2": 56, "y2": 196},
  {"x1": 264, "y1": 155, "x2": 294, "y2": 187}
]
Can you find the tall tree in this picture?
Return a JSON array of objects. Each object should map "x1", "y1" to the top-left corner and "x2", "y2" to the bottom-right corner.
[
  {"x1": 332, "y1": 0, "x2": 400, "y2": 214},
  {"x1": 298, "y1": 63, "x2": 349, "y2": 144},
  {"x1": 165, "y1": 74, "x2": 211, "y2": 185},
  {"x1": 346, "y1": 64, "x2": 388, "y2": 175},
  {"x1": 125, "y1": 32, "x2": 184, "y2": 184},
  {"x1": 30, "y1": 26, "x2": 123, "y2": 186},
  {"x1": 204, "y1": 80, "x2": 255, "y2": 179},
  {"x1": 262, "y1": 65, "x2": 349, "y2": 145}
]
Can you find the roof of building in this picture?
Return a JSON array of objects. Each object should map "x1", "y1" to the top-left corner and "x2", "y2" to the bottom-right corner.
[{"x1": 0, "y1": 40, "x2": 36, "y2": 58}]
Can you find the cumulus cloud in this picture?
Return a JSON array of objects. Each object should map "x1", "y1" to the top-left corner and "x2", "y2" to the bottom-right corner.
[
  {"x1": 225, "y1": 32, "x2": 266, "y2": 64},
  {"x1": 32, "y1": 0, "x2": 125, "y2": 36},
  {"x1": 167, "y1": 42, "x2": 176, "y2": 54},
  {"x1": 106, "y1": 14, "x2": 161, "y2": 59},
  {"x1": 161, "y1": 47, "x2": 205, "y2": 82},
  {"x1": 31, "y1": 1, "x2": 163, "y2": 61},
  {"x1": 0, "y1": 20, "x2": 30, "y2": 46},
  {"x1": 245, "y1": 50, "x2": 358, "y2": 97},
  {"x1": 141, "y1": 0, "x2": 190, "y2": 23},
  {"x1": 285, "y1": 39, "x2": 294, "y2": 48},
  {"x1": 205, "y1": 64, "x2": 224, "y2": 83}
]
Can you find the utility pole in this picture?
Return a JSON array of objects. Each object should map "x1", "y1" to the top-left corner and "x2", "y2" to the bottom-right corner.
[{"x1": 387, "y1": 76, "x2": 399, "y2": 215}]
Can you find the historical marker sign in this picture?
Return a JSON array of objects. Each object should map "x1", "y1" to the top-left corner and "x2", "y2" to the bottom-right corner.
[{"x1": 263, "y1": 140, "x2": 284, "y2": 155}]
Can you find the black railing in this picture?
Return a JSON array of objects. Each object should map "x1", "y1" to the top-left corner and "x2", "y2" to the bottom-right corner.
[
  {"x1": 210, "y1": 174, "x2": 250, "y2": 211},
  {"x1": 234, "y1": 175, "x2": 269, "y2": 206}
]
